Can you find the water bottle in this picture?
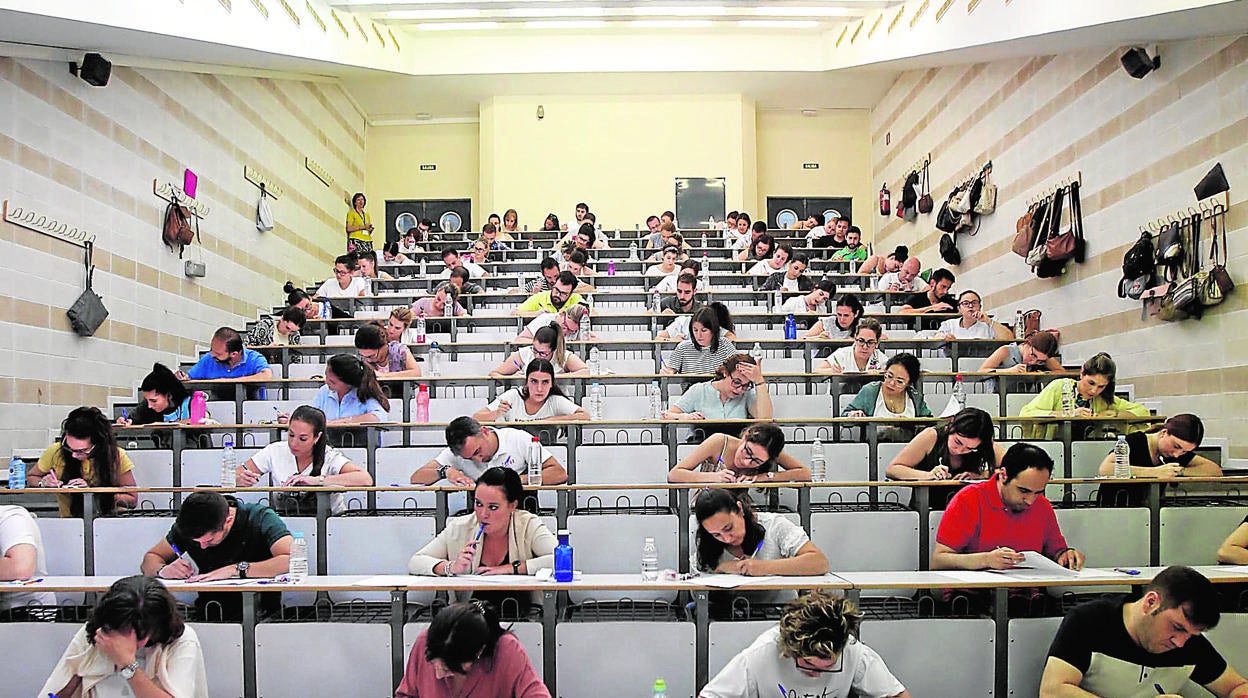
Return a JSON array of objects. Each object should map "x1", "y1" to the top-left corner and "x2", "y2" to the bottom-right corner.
[
  {"x1": 221, "y1": 435, "x2": 237, "y2": 488},
  {"x1": 585, "y1": 293, "x2": 594, "y2": 310},
  {"x1": 582, "y1": 310, "x2": 592, "y2": 339},
  {"x1": 811, "y1": 439, "x2": 826, "y2": 482},
  {"x1": 418, "y1": 256, "x2": 427, "y2": 278},
  {"x1": 608, "y1": 260, "x2": 616, "y2": 276},
  {"x1": 953, "y1": 374, "x2": 966, "y2": 411},
  {"x1": 1060, "y1": 381, "x2": 1076, "y2": 416},
  {"x1": 415, "y1": 314, "x2": 427, "y2": 343},
  {"x1": 588, "y1": 346, "x2": 601, "y2": 375},
  {"x1": 288, "y1": 532, "x2": 308, "y2": 583},
  {"x1": 1113, "y1": 435, "x2": 1131, "y2": 479},
  {"x1": 554, "y1": 529, "x2": 574, "y2": 582},
  {"x1": 517, "y1": 271, "x2": 528, "y2": 292},
  {"x1": 527, "y1": 436, "x2": 543, "y2": 487},
  {"x1": 700, "y1": 231, "x2": 708, "y2": 249},
  {"x1": 416, "y1": 384, "x2": 430, "y2": 422},
  {"x1": 648, "y1": 380, "x2": 663, "y2": 419},
  {"x1": 189, "y1": 391, "x2": 207, "y2": 425},
  {"x1": 751, "y1": 342, "x2": 765, "y2": 363},
  {"x1": 1014, "y1": 309, "x2": 1025, "y2": 340},
  {"x1": 641, "y1": 536, "x2": 659, "y2": 581},
  {"x1": 651, "y1": 287, "x2": 662, "y2": 313},
  {"x1": 428, "y1": 342, "x2": 442, "y2": 376},
  {"x1": 321, "y1": 299, "x2": 330, "y2": 319},
  {"x1": 773, "y1": 288, "x2": 783, "y2": 313},
  {"x1": 784, "y1": 314, "x2": 797, "y2": 340},
  {"x1": 9, "y1": 456, "x2": 25, "y2": 490},
  {"x1": 701, "y1": 251, "x2": 710, "y2": 283},
  {"x1": 629, "y1": 240, "x2": 639, "y2": 262},
  {"x1": 652, "y1": 679, "x2": 667, "y2": 698},
  {"x1": 589, "y1": 382, "x2": 604, "y2": 420}
]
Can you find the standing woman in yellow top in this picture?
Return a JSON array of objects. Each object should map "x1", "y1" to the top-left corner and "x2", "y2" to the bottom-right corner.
[
  {"x1": 27, "y1": 406, "x2": 138, "y2": 517},
  {"x1": 345, "y1": 192, "x2": 375, "y2": 254}
]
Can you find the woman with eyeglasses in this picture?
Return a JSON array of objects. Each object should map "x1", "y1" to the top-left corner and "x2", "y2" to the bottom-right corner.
[
  {"x1": 668, "y1": 424, "x2": 811, "y2": 484},
  {"x1": 841, "y1": 353, "x2": 932, "y2": 419},
  {"x1": 815, "y1": 319, "x2": 888, "y2": 374},
  {"x1": 663, "y1": 354, "x2": 773, "y2": 421},
  {"x1": 491, "y1": 323, "x2": 588, "y2": 377},
  {"x1": 236, "y1": 405, "x2": 372, "y2": 515},
  {"x1": 978, "y1": 330, "x2": 1064, "y2": 373},
  {"x1": 937, "y1": 290, "x2": 1014, "y2": 340},
  {"x1": 515, "y1": 304, "x2": 592, "y2": 343},
  {"x1": 300, "y1": 354, "x2": 391, "y2": 426},
  {"x1": 702, "y1": 590, "x2": 910, "y2": 698},
  {"x1": 474, "y1": 359, "x2": 588, "y2": 423},
  {"x1": 313, "y1": 255, "x2": 368, "y2": 320},
  {"x1": 396, "y1": 599, "x2": 549, "y2": 698},
  {"x1": 30, "y1": 406, "x2": 137, "y2": 518},
  {"x1": 355, "y1": 322, "x2": 421, "y2": 377}
]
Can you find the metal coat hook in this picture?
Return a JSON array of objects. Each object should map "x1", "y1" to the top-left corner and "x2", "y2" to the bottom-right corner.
[{"x1": 3, "y1": 200, "x2": 96, "y2": 247}]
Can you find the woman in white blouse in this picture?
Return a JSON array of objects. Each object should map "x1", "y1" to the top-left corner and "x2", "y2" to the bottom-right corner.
[
  {"x1": 815, "y1": 318, "x2": 888, "y2": 374},
  {"x1": 474, "y1": 359, "x2": 588, "y2": 423}
]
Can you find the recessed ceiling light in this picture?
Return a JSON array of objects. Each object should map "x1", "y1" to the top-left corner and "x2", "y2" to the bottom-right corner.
[
  {"x1": 508, "y1": 7, "x2": 606, "y2": 17},
  {"x1": 633, "y1": 5, "x2": 727, "y2": 16},
  {"x1": 415, "y1": 21, "x2": 501, "y2": 30},
  {"x1": 737, "y1": 19, "x2": 820, "y2": 28},
  {"x1": 630, "y1": 19, "x2": 715, "y2": 28},
  {"x1": 415, "y1": 113, "x2": 433, "y2": 120},
  {"x1": 753, "y1": 6, "x2": 852, "y2": 17},
  {"x1": 386, "y1": 9, "x2": 483, "y2": 20},
  {"x1": 524, "y1": 19, "x2": 607, "y2": 28},
  {"x1": 801, "y1": 109, "x2": 818, "y2": 117}
]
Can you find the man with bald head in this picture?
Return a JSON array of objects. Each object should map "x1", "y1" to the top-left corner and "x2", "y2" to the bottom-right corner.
[{"x1": 877, "y1": 257, "x2": 928, "y2": 293}]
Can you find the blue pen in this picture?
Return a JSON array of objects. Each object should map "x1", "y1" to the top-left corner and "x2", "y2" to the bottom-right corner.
[
  {"x1": 1155, "y1": 683, "x2": 1165, "y2": 694},
  {"x1": 777, "y1": 683, "x2": 789, "y2": 697},
  {"x1": 475, "y1": 523, "x2": 486, "y2": 541},
  {"x1": 122, "y1": 408, "x2": 128, "y2": 420},
  {"x1": 1114, "y1": 567, "x2": 1141, "y2": 576},
  {"x1": 749, "y1": 540, "x2": 764, "y2": 559}
]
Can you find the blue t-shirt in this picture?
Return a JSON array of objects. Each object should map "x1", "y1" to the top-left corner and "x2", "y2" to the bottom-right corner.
[
  {"x1": 186, "y1": 348, "x2": 271, "y2": 380},
  {"x1": 162, "y1": 396, "x2": 192, "y2": 422},
  {"x1": 311, "y1": 384, "x2": 388, "y2": 422}
]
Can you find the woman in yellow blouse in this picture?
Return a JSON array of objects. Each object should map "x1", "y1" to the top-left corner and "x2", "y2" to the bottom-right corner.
[
  {"x1": 28, "y1": 406, "x2": 137, "y2": 517},
  {"x1": 345, "y1": 192, "x2": 374, "y2": 254}
]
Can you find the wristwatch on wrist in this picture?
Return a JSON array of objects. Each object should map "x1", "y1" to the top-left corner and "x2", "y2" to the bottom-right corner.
[
  {"x1": 120, "y1": 660, "x2": 140, "y2": 680},
  {"x1": 436, "y1": 464, "x2": 451, "y2": 481},
  {"x1": 444, "y1": 563, "x2": 457, "y2": 577},
  {"x1": 236, "y1": 561, "x2": 250, "y2": 579},
  {"x1": 512, "y1": 560, "x2": 522, "y2": 575}
]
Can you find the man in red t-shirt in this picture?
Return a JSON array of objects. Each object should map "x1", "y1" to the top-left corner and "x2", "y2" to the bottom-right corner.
[{"x1": 933, "y1": 442, "x2": 1085, "y2": 571}]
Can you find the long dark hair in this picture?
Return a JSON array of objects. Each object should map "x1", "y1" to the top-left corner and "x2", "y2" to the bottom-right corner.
[
  {"x1": 691, "y1": 303, "x2": 734, "y2": 352},
  {"x1": 518, "y1": 359, "x2": 567, "y2": 401},
  {"x1": 1154, "y1": 413, "x2": 1205, "y2": 445},
  {"x1": 58, "y1": 406, "x2": 122, "y2": 516},
  {"x1": 87, "y1": 575, "x2": 186, "y2": 648},
  {"x1": 1081, "y1": 352, "x2": 1117, "y2": 404},
  {"x1": 835, "y1": 294, "x2": 864, "y2": 333},
  {"x1": 327, "y1": 354, "x2": 390, "y2": 412},
  {"x1": 283, "y1": 281, "x2": 309, "y2": 307},
  {"x1": 738, "y1": 423, "x2": 785, "y2": 475},
  {"x1": 694, "y1": 489, "x2": 765, "y2": 572},
  {"x1": 133, "y1": 363, "x2": 189, "y2": 423},
  {"x1": 289, "y1": 405, "x2": 329, "y2": 477},
  {"x1": 425, "y1": 601, "x2": 507, "y2": 672},
  {"x1": 930, "y1": 407, "x2": 996, "y2": 476},
  {"x1": 532, "y1": 323, "x2": 568, "y2": 367}
]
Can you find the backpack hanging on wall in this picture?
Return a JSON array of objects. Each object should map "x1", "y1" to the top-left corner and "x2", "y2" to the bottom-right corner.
[
  {"x1": 162, "y1": 199, "x2": 198, "y2": 258},
  {"x1": 1118, "y1": 231, "x2": 1155, "y2": 299}
]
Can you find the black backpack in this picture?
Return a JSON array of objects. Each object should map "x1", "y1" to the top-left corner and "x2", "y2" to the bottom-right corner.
[{"x1": 1117, "y1": 231, "x2": 1155, "y2": 299}]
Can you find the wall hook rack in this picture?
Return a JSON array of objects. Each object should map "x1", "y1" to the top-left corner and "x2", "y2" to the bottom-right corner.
[
  {"x1": 2, "y1": 199, "x2": 96, "y2": 247},
  {"x1": 154, "y1": 179, "x2": 210, "y2": 218},
  {"x1": 244, "y1": 165, "x2": 284, "y2": 200}
]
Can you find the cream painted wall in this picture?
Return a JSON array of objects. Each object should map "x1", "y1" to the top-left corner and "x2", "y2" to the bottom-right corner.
[
  {"x1": 756, "y1": 109, "x2": 873, "y2": 239},
  {"x1": 479, "y1": 95, "x2": 756, "y2": 231},
  {"x1": 365, "y1": 122, "x2": 481, "y2": 226}
]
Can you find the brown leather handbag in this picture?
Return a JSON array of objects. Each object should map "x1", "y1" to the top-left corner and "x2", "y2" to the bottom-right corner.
[
  {"x1": 1012, "y1": 203, "x2": 1036, "y2": 257},
  {"x1": 1045, "y1": 182, "x2": 1083, "y2": 262}
]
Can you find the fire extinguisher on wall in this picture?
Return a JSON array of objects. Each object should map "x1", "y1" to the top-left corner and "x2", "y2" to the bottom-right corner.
[{"x1": 879, "y1": 183, "x2": 891, "y2": 216}]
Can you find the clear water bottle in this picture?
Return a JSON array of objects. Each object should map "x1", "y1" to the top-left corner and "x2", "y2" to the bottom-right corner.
[
  {"x1": 641, "y1": 536, "x2": 659, "y2": 582},
  {"x1": 652, "y1": 679, "x2": 667, "y2": 698},
  {"x1": 784, "y1": 314, "x2": 797, "y2": 340},
  {"x1": 700, "y1": 231, "x2": 708, "y2": 249},
  {"x1": 1014, "y1": 309, "x2": 1025, "y2": 340},
  {"x1": 701, "y1": 251, "x2": 710, "y2": 285},
  {"x1": 773, "y1": 288, "x2": 783, "y2": 313},
  {"x1": 1060, "y1": 381, "x2": 1076, "y2": 416},
  {"x1": 751, "y1": 342, "x2": 765, "y2": 363},
  {"x1": 288, "y1": 531, "x2": 308, "y2": 583},
  {"x1": 1113, "y1": 435, "x2": 1131, "y2": 479},
  {"x1": 952, "y1": 374, "x2": 966, "y2": 411},
  {"x1": 418, "y1": 256, "x2": 427, "y2": 278},
  {"x1": 651, "y1": 287, "x2": 662, "y2": 313},
  {"x1": 9, "y1": 456, "x2": 25, "y2": 490},
  {"x1": 527, "y1": 436, "x2": 543, "y2": 487},
  {"x1": 588, "y1": 346, "x2": 601, "y2": 375},
  {"x1": 648, "y1": 380, "x2": 663, "y2": 420},
  {"x1": 589, "y1": 382, "x2": 604, "y2": 420},
  {"x1": 629, "y1": 240, "x2": 639, "y2": 262},
  {"x1": 428, "y1": 342, "x2": 442, "y2": 376},
  {"x1": 582, "y1": 310, "x2": 592, "y2": 339},
  {"x1": 554, "y1": 529, "x2": 574, "y2": 582},
  {"x1": 221, "y1": 435, "x2": 237, "y2": 488},
  {"x1": 415, "y1": 314, "x2": 427, "y2": 343},
  {"x1": 811, "y1": 439, "x2": 826, "y2": 482},
  {"x1": 517, "y1": 271, "x2": 528, "y2": 292}
]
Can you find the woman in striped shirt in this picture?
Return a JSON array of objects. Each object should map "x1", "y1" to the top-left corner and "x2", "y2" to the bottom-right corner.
[{"x1": 661, "y1": 303, "x2": 738, "y2": 377}]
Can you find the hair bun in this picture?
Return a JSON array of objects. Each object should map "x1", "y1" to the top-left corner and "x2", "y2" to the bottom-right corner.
[{"x1": 283, "y1": 281, "x2": 296, "y2": 293}]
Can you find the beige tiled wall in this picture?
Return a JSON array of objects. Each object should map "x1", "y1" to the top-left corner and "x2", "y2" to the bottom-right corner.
[
  {"x1": 871, "y1": 36, "x2": 1248, "y2": 458},
  {"x1": 0, "y1": 58, "x2": 364, "y2": 452}
]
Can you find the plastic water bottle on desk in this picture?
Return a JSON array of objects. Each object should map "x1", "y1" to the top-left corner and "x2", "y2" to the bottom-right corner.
[
  {"x1": 582, "y1": 310, "x2": 592, "y2": 338},
  {"x1": 221, "y1": 435, "x2": 237, "y2": 488},
  {"x1": 651, "y1": 288, "x2": 662, "y2": 313},
  {"x1": 607, "y1": 260, "x2": 616, "y2": 276},
  {"x1": 751, "y1": 342, "x2": 765, "y2": 363},
  {"x1": 652, "y1": 679, "x2": 667, "y2": 698},
  {"x1": 416, "y1": 384, "x2": 430, "y2": 423},
  {"x1": 288, "y1": 532, "x2": 308, "y2": 583},
  {"x1": 189, "y1": 390, "x2": 207, "y2": 425},
  {"x1": 588, "y1": 346, "x2": 601, "y2": 375},
  {"x1": 811, "y1": 439, "x2": 826, "y2": 482},
  {"x1": 589, "y1": 382, "x2": 604, "y2": 420},
  {"x1": 1014, "y1": 309, "x2": 1025, "y2": 340},
  {"x1": 773, "y1": 288, "x2": 783, "y2": 313},
  {"x1": 415, "y1": 314, "x2": 427, "y2": 344},
  {"x1": 629, "y1": 241, "x2": 639, "y2": 262},
  {"x1": 1113, "y1": 435, "x2": 1132, "y2": 479},
  {"x1": 428, "y1": 342, "x2": 442, "y2": 376},
  {"x1": 418, "y1": 256, "x2": 427, "y2": 278},
  {"x1": 784, "y1": 314, "x2": 797, "y2": 340},
  {"x1": 952, "y1": 374, "x2": 966, "y2": 411},
  {"x1": 8, "y1": 456, "x2": 25, "y2": 490},
  {"x1": 648, "y1": 380, "x2": 663, "y2": 419},
  {"x1": 700, "y1": 231, "x2": 708, "y2": 249},
  {"x1": 641, "y1": 536, "x2": 659, "y2": 582},
  {"x1": 1060, "y1": 381, "x2": 1076, "y2": 416},
  {"x1": 554, "y1": 529, "x2": 574, "y2": 582},
  {"x1": 527, "y1": 436, "x2": 543, "y2": 487}
]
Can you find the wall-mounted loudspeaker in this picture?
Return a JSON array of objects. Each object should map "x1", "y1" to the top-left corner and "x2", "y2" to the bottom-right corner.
[
  {"x1": 1120, "y1": 46, "x2": 1160, "y2": 79},
  {"x1": 70, "y1": 53, "x2": 111, "y2": 87}
]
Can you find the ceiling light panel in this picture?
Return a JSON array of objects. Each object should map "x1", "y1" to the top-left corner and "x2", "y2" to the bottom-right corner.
[
  {"x1": 738, "y1": 19, "x2": 819, "y2": 28},
  {"x1": 416, "y1": 21, "x2": 501, "y2": 30},
  {"x1": 386, "y1": 9, "x2": 483, "y2": 19},
  {"x1": 752, "y1": 6, "x2": 854, "y2": 17},
  {"x1": 508, "y1": 6, "x2": 605, "y2": 17},
  {"x1": 632, "y1": 5, "x2": 728, "y2": 17},
  {"x1": 629, "y1": 19, "x2": 715, "y2": 28},
  {"x1": 525, "y1": 19, "x2": 607, "y2": 27}
]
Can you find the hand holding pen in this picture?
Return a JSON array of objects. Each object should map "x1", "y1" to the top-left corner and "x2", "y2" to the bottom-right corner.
[
  {"x1": 450, "y1": 523, "x2": 486, "y2": 576},
  {"x1": 157, "y1": 544, "x2": 195, "y2": 580}
]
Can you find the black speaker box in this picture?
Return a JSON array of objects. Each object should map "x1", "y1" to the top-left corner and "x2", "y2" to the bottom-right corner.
[{"x1": 74, "y1": 53, "x2": 111, "y2": 87}]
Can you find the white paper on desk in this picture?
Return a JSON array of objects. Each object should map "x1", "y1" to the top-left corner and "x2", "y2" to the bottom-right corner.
[
  {"x1": 160, "y1": 578, "x2": 255, "y2": 586},
  {"x1": 352, "y1": 575, "x2": 425, "y2": 586},
  {"x1": 699, "y1": 574, "x2": 782, "y2": 589},
  {"x1": 991, "y1": 551, "x2": 1079, "y2": 579},
  {"x1": 935, "y1": 571, "x2": 1005, "y2": 585},
  {"x1": 455, "y1": 574, "x2": 534, "y2": 585},
  {"x1": 938, "y1": 395, "x2": 961, "y2": 418}
]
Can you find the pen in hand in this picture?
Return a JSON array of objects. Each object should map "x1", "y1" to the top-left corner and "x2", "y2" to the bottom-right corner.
[{"x1": 1155, "y1": 683, "x2": 1165, "y2": 695}]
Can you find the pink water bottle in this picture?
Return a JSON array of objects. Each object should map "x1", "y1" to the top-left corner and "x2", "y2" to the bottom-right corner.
[
  {"x1": 189, "y1": 391, "x2": 207, "y2": 425},
  {"x1": 416, "y1": 384, "x2": 430, "y2": 423},
  {"x1": 607, "y1": 261, "x2": 616, "y2": 276}
]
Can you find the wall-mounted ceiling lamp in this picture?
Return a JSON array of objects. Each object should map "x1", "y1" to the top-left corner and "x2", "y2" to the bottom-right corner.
[
  {"x1": 416, "y1": 21, "x2": 500, "y2": 30},
  {"x1": 753, "y1": 6, "x2": 853, "y2": 17},
  {"x1": 633, "y1": 5, "x2": 727, "y2": 16},
  {"x1": 525, "y1": 20, "x2": 607, "y2": 28},
  {"x1": 386, "y1": 9, "x2": 482, "y2": 20},
  {"x1": 630, "y1": 19, "x2": 715, "y2": 28},
  {"x1": 1120, "y1": 45, "x2": 1160, "y2": 79},
  {"x1": 738, "y1": 19, "x2": 819, "y2": 28}
]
